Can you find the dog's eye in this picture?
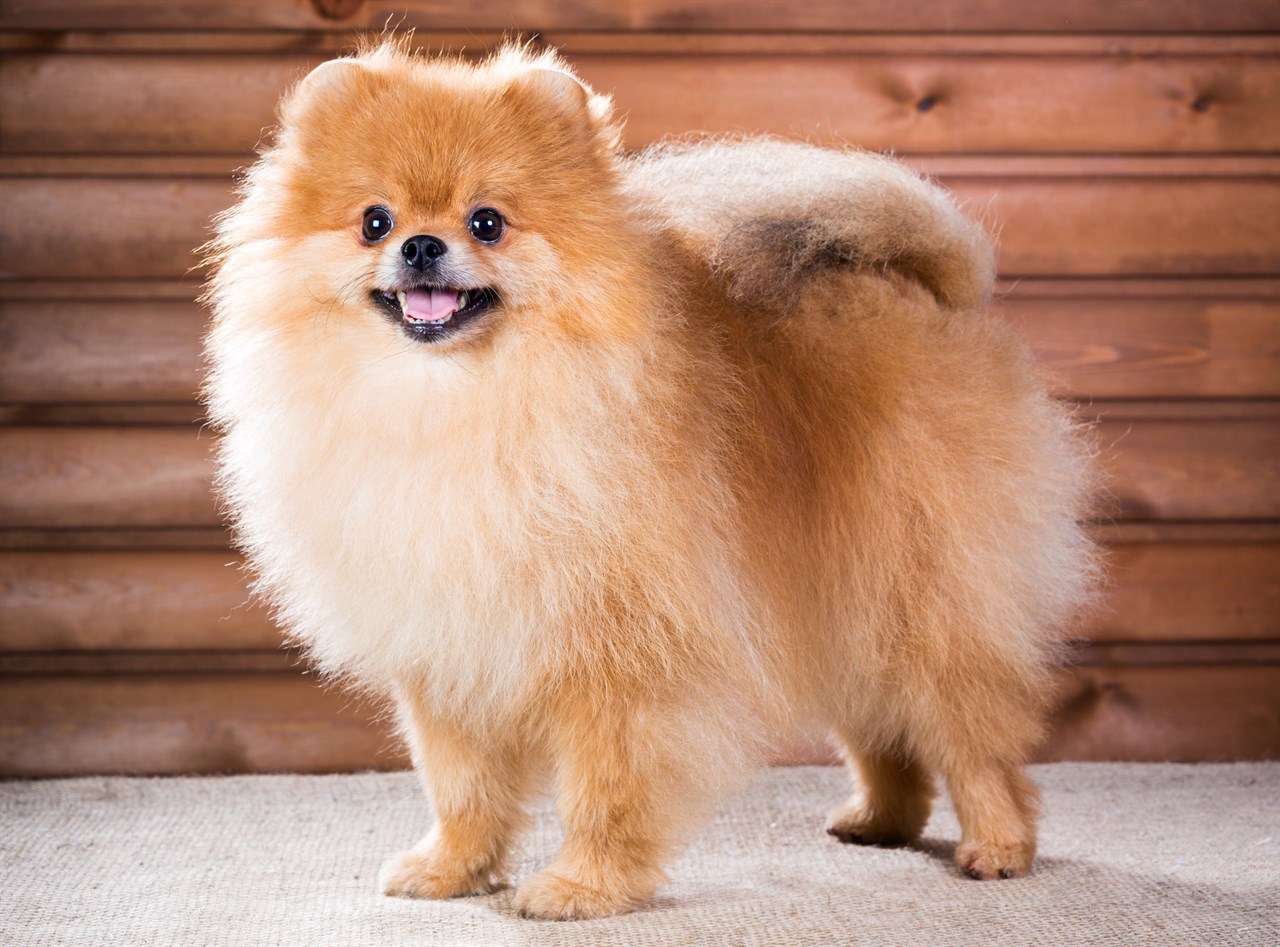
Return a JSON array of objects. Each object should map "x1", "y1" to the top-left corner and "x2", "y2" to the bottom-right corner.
[
  {"x1": 361, "y1": 206, "x2": 394, "y2": 242},
  {"x1": 468, "y1": 209, "x2": 504, "y2": 243}
]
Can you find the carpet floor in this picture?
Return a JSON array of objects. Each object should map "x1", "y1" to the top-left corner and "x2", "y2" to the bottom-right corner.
[{"x1": 3, "y1": 764, "x2": 1277, "y2": 946}]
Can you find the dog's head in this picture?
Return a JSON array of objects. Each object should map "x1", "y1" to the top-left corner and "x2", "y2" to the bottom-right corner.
[{"x1": 210, "y1": 42, "x2": 638, "y2": 360}]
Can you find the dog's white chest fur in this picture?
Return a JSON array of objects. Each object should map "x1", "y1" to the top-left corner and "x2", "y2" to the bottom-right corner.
[{"x1": 215, "y1": 335, "x2": 559, "y2": 711}]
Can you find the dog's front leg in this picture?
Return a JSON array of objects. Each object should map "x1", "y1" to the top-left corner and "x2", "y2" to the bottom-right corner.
[
  {"x1": 380, "y1": 688, "x2": 536, "y2": 900},
  {"x1": 514, "y1": 689, "x2": 694, "y2": 920}
]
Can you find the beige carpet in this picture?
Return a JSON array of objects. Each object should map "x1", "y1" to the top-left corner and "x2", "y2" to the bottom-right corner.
[{"x1": 3, "y1": 764, "x2": 1277, "y2": 946}]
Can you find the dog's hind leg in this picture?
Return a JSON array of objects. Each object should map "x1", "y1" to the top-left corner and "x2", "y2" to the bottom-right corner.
[
  {"x1": 945, "y1": 760, "x2": 1040, "y2": 880},
  {"x1": 906, "y1": 648, "x2": 1046, "y2": 879},
  {"x1": 826, "y1": 737, "x2": 936, "y2": 847}
]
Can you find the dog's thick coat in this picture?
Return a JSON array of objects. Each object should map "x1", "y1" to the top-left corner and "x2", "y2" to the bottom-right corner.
[{"x1": 204, "y1": 43, "x2": 1098, "y2": 919}]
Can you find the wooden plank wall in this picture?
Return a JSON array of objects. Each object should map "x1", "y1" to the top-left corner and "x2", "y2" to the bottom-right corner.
[{"x1": 1, "y1": 0, "x2": 1278, "y2": 775}]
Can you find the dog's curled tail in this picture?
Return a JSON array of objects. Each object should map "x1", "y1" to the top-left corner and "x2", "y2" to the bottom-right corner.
[{"x1": 624, "y1": 137, "x2": 995, "y2": 316}]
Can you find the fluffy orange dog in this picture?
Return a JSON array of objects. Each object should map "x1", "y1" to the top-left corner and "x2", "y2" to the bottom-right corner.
[{"x1": 204, "y1": 42, "x2": 1098, "y2": 919}]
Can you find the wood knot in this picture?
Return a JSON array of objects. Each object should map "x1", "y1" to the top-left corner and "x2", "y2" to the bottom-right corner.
[{"x1": 311, "y1": 0, "x2": 365, "y2": 20}]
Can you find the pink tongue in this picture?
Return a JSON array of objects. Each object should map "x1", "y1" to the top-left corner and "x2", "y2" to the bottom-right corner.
[{"x1": 403, "y1": 288, "x2": 458, "y2": 323}]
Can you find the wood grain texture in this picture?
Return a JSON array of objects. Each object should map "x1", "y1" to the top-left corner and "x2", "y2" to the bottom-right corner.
[
  {"x1": 571, "y1": 52, "x2": 1280, "y2": 155},
  {"x1": 4, "y1": 48, "x2": 1277, "y2": 155},
  {"x1": 0, "y1": 673, "x2": 404, "y2": 776},
  {"x1": 1, "y1": 0, "x2": 1276, "y2": 33},
  {"x1": 998, "y1": 294, "x2": 1280, "y2": 399},
  {"x1": 0, "y1": 53, "x2": 313, "y2": 155},
  {"x1": 6, "y1": 34, "x2": 1279, "y2": 57},
  {"x1": 0, "y1": 527, "x2": 231, "y2": 550},
  {"x1": 1093, "y1": 403, "x2": 1280, "y2": 522},
  {"x1": 1, "y1": 537, "x2": 1273, "y2": 651},
  {"x1": 0, "y1": 427, "x2": 215, "y2": 528},
  {"x1": 3, "y1": 175, "x2": 1277, "y2": 280},
  {"x1": 1095, "y1": 541, "x2": 1280, "y2": 644},
  {"x1": 0, "y1": 178, "x2": 228, "y2": 281},
  {"x1": 0, "y1": 404, "x2": 203, "y2": 426},
  {"x1": 941, "y1": 176, "x2": 1280, "y2": 278},
  {"x1": 0, "y1": 300, "x2": 205, "y2": 403},
  {"x1": 3, "y1": 287, "x2": 1275, "y2": 404},
  {"x1": 0, "y1": 278, "x2": 200, "y2": 300},
  {"x1": 1044, "y1": 663, "x2": 1280, "y2": 763},
  {"x1": 1, "y1": 0, "x2": 1276, "y2": 772},
  {"x1": 0, "y1": 650, "x2": 296, "y2": 674},
  {"x1": 2, "y1": 660, "x2": 1274, "y2": 776},
  {"x1": 0, "y1": 551, "x2": 273, "y2": 650}
]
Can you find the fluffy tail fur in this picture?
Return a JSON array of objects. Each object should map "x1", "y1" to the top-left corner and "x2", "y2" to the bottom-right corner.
[{"x1": 624, "y1": 137, "x2": 995, "y2": 316}]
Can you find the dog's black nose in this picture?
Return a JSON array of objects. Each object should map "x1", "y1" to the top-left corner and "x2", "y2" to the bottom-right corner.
[{"x1": 401, "y1": 235, "x2": 447, "y2": 270}]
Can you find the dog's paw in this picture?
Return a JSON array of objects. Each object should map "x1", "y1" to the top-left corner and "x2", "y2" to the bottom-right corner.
[
  {"x1": 378, "y1": 848, "x2": 496, "y2": 900},
  {"x1": 514, "y1": 870, "x2": 638, "y2": 921},
  {"x1": 955, "y1": 840, "x2": 1034, "y2": 880},
  {"x1": 825, "y1": 801, "x2": 923, "y2": 847}
]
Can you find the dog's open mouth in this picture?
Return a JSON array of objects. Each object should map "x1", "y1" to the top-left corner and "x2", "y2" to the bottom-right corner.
[{"x1": 371, "y1": 285, "x2": 497, "y2": 342}]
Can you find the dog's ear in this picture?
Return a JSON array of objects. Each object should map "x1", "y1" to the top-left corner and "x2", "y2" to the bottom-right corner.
[
  {"x1": 523, "y1": 68, "x2": 591, "y2": 118},
  {"x1": 300, "y1": 57, "x2": 362, "y2": 94},
  {"x1": 282, "y1": 57, "x2": 366, "y2": 124},
  {"x1": 510, "y1": 67, "x2": 617, "y2": 144}
]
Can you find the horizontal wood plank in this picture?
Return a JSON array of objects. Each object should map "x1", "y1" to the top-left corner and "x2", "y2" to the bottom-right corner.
[
  {"x1": 998, "y1": 294, "x2": 1280, "y2": 399},
  {"x1": 0, "y1": 551, "x2": 272, "y2": 650},
  {"x1": 0, "y1": 672, "x2": 404, "y2": 776},
  {"x1": 942, "y1": 177, "x2": 1280, "y2": 278},
  {"x1": 0, "y1": 278, "x2": 201, "y2": 300},
  {"x1": 0, "y1": 427, "x2": 215, "y2": 528},
  {"x1": 0, "y1": 404, "x2": 203, "y2": 426},
  {"x1": 0, "y1": 527, "x2": 232, "y2": 550},
  {"x1": 0, "y1": 650, "x2": 297, "y2": 674},
  {"x1": 1092, "y1": 404, "x2": 1280, "y2": 522},
  {"x1": 0, "y1": 300, "x2": 204, "y2": 403},
  {"x1": 4, "y1": 287, "x2": 1276, "y2": 404},
  {"x1": 1, "y1": 0, "x2": 1276, "y2": 33},
  {"x1": 2, "y1": 176, "x2": 1277, "y2": 281},
  {"x1": 0, "y1": 178, "x2": 227, "y2": 281},
  {"x1": 2, "y1": 660, "x2": 1274, "y2": 776},
  {"x1": 1, "y1": 408, "x2": 1276, "y2": 525},
  {"x1": 6, "y1": 33, "x2": 1280, "y2": 57},
  {"x1": 4, "y1": 49, "x2": 1278, "y2": 155},
  {"x1": 1043, "y1": 664, "x2": 1280, "y2": 763},
  {"x1": 1, "y1": 537, "x2": 1275, "y2": 651},
  {"x1": 1095, "y1": 541, "x2": 1280, "y2": 643},
  {"x1": 572, "y1": 52, "x2": 1280, "y2": 155}
]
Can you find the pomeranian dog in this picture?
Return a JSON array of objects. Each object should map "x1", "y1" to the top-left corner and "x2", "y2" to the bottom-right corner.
[{"x1": 203, "y1": 41, "x2": 1097, "y2": 919}]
